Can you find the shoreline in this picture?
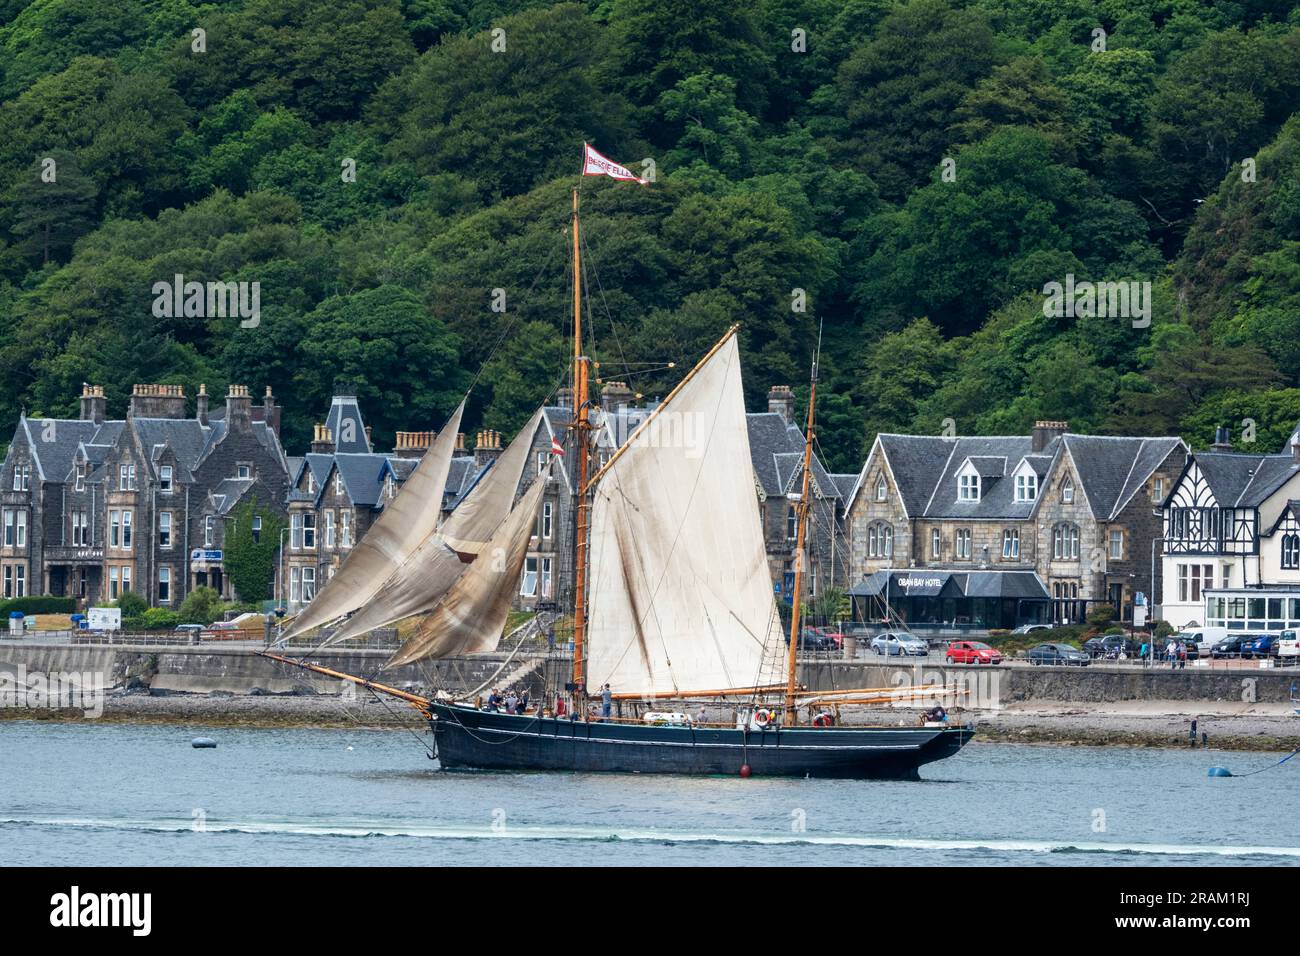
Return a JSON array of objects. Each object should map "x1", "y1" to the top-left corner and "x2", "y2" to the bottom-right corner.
[{"x1": 3, "y1": 693, "x2": 1299, "y2": 752}]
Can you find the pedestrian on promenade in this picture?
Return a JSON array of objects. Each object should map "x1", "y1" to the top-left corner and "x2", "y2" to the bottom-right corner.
[{"x1": 1189, "y1": 717, "x2": 1198, "y2": 747}]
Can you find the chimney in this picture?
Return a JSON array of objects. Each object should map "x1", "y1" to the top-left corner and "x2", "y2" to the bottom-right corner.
[
  {"x1": 474, "y1": 429, "x2": 503, "y2": 468},
  {"x1": 1211, "y1": 426, "x2": 1233, "y2": 452},
  {"x1": 79, "y1": 384, "x2": 106, "y2": 425},
  {"x1": 225, "y1": 384, "x2": 252, "y2": 429},
  {"x1": 1031, "y1": 420, "x2": 1068, "y2": 453},
  {"x1": 129, "y1": 383, "x2": 186, "y2": 420},
  {"x1": 1292, "y1": 435, "x2": 1300, "y2": 464},
  {"x1": 601, "y1": 381, "x2": 634, "y2": 412},
  {"x1": 196, "y1": 383, "x2": 209, "y2": 426},
  {"x1": 557, "y1": 387, "x2": 573, "y2": 411},
  {"x1": 393, "y1": 431, "x2": 433, "y2": 459},
  {"x1": 768, "y1": 385, "x2": 795, "y2": 425},
  {"x1": 262, "y1": 386, "x2": 281, "y2": 437},
  {"x1": 456, "y1": 432, "x2": 466, "y2": 453},
  {"x1": 311, "y1": 424, "x2": 334, "y2": 455}
]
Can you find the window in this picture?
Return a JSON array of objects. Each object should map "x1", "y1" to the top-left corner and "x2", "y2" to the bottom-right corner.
[
  {"x1": 14, "y1": 565, "x2": 25, "y2": 597},
  {"x1": 931, "y1": 528, "x2": 941, "y2": 558},
  {"x1": 341, "y1": 511, "x2": 352, "y2": 548},
  {"x1": 306, "y1": 472, "x2": 315, "y2": 494},
  {"x1": 1061, "y1": 478, "x2": 1073, "y2": 504},
  {"x1": 1151, "y1": 478, "x2": 1164, "y2": 503},
  {"x1": 119, "y1": 464, "x2": 136, "y2": 490},
  {"x1": 3, "y1": 509, "x2": 27, "y2": 548},
  {"x1": 1283, "y1": 534, "x2": 1300, "y2": 570},
  {"x1": 537, "y1": 452, "x2": 547, "y2": 477},
  {"x1": 324, "y1": 510, "x2": 336, "y2": 548},
  {"x1": 252, "y1": 516, "x2": 262, "y2": 543},
  {"x1": 1109, "y1": 529, "x2": 1123, "y2": 560},
  {"x1": 1015, "y1": 473, "x2": 1037, "y2": 502},
  {"x1": 1052, "y1": 523, "x2": 1080, "y2": 560},
  {"x1": 875, "y1": 474, "x2": 887, "y2": 501},
  {"x1": 121, "y1": 564, "x2": 131, "y2": 592},
  {"x1": 301, "y1": 566, "x2": 315, "y2": 602},
  {"x1": 238, "y1": 463, "x2": 252, "y2": 479},
  {"x1": 158, "y1": 568, "x2": 171, "y2": 604},
  {"x1": 787, "y1": 506, "x2": 798, "y2": 540},
  {"x1": 541, "y1": 557, "x2": 553, "y2": 598},
  {"x1": 159, "y1": 465, "x2": 173, "y2": 492},
  {"x1": 290, "y1": 567, "x2": 300, "y2": 604},
  {"x1": 110, "y1": 510, "x2": 121, "y2": 548},
  {"x1": 955, "y1": 528, "x2": 972, "y2": 559},
  {"x1": 867, "y1": 522, "x2": 893, "y2": 558},
  {"x1": 204, "y1": 516, "x2": 215, "y2": 547},
  {"x1": 159, "y1": 512, "x2": 172, "y2": 549},
  {"x1": 121, "y1": 510, "x2": 132, "y2": 548},
  {"x1": 334, "y1": 470, "x2": 343, "y2": 495},
  {"x1": 71, "y1": 510, "x2": 88, "y2": 546},
  {"x1": 2, "y1": 566, "x2": 9, "y2": 598},
  {"x1": 520, "y1": 556, "x2": 539, "y2": 596},
  {"x1": 1177, "y1": 564, "x2": 1214, "y2": 603},
  {"x1": 959, "y1": 474, "x2": 979, "y2": 501},
  {"x1": 542, "y1": 501, "x2": 553, "y2": 539},
  {"x1": 74, "y1": 461, "x2": 85, "y2": 492},
  {"x1": 291, "y1": 513, "x2": 302, "y2": 549},
  {"x1": 12, "y1": 464, "x2": 30, "y2": 491},
  {"x1": 109, "y1": 567, "x2": 119, "y2": 599},
  {"x1": 385, "y1": 476, "x2": 395, "y2": 500},
  {"x1": 1002, "y1": 529, "x2": 1019, "y2": 559},
  {"x1": 302, "y1": 513, "x2": 316, "y2": 549}
]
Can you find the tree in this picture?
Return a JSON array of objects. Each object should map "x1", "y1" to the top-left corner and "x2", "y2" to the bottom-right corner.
[
  {"x1": 8, "y1": 151, "x2": 98, "y2": 265},
  {"x1": 178, "y1": 586, "x2": 226, "y2": 625},
  {"x1": 223, "y1": 502, "x2": 287, "y2": 605}
]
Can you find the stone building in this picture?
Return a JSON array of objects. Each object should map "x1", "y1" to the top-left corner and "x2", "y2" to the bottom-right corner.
[
  {"x1": 0, "y1": 382, "x2": 289, "y2": 607},
  {"x1": 845, "y1": 421, "x2": 1185, "y2": 629}
]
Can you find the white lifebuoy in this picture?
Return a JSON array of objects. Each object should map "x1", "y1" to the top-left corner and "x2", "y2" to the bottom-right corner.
[{"x1": 754, "y1": 708, "x2": 772, "y2": 727}]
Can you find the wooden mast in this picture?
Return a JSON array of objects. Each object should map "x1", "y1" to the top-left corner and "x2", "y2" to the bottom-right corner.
[
  {"x1": 783, "y1": 354, "x2": 818, "y2": 726},
  {"x1": 571, "y1": 187, "x2": 591, "y2": 698}
]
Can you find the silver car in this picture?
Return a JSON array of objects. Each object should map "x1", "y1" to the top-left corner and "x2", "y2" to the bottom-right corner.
[{"x1": 870, "y1": 631, "x2": 929, "y2": 657}]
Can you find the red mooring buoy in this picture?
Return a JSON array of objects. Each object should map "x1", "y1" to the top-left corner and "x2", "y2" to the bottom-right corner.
[{"x1": 739, "y1": 764, "x2": 752, "y2": 778}]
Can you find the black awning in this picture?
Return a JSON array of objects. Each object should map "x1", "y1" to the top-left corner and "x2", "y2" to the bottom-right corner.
[{"x1": 850, "y1": 569, "x2": 1049, "y2": 601}]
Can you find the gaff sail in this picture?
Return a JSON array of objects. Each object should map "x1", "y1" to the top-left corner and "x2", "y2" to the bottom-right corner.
[
  {"x1": 325, "y1": 408, "x2": 544, "y2": 644},
  {"x1": 280, "y1": 399, "x2": 466, "y2": 640},
  {"x1": 584, "y1": 332, "x2": 786, "y2": 697},
  {"x1": 388, "y1": 462, "x2": 551, "y2": 666}
]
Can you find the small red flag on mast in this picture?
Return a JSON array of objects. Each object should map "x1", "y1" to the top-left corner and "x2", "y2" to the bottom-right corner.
[
  {"x1": 582, "y1": 143, "x2": 648, "y2": 184},
  {"x1": 550, "y1": 436, "x2": 565, "y2": 456}
]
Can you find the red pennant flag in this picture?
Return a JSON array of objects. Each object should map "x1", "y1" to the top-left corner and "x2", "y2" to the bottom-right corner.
[
  {"x1": 582, "y1": 143, "x2": 648, "y2": 184},
  {"x1": 550, "y1": 436, "x2": 564, "y2": 456}
]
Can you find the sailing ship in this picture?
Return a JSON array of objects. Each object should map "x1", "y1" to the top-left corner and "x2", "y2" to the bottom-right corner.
[{"x1": 267, "y1": 185, "x2": 974, "y2": 780}]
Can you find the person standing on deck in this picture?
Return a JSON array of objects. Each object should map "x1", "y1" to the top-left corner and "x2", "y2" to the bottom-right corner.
[{"x1": 601, "y1": 683, "x2": 612, "y2": 721}]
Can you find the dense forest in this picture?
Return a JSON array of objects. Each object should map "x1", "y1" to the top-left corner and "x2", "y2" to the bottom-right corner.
[{"x1": 1, "y1": 0, "x2": 1298, "y2": 470}]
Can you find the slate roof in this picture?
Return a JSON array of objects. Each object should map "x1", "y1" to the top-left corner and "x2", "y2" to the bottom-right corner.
[
  {"x1": 18, "y1": 415, "x2": 101, "y2": 482},
  {"x1": 1193, "y1": 452, "x2": 1300, "y2": 508},
  {"x1": 745, "y1": 412, "x2": 841, "y2": 499},
  {"x1": 324, "y1": 395, "x2": 371, "y2": 454},
  {"x1": 1064, "y1": 435, "x2": 1186, "y2": 520},
  {"x1": 209, "y1": 477, "x2": 255, "y2": 515}
]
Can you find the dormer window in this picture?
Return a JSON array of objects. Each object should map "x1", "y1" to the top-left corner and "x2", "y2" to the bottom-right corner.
[
  {"x1": 159, "y1": 465, "x2": 173, "y2": 493},
  {"x1": 1062, "y1": 478, "x2": 1074, "y2": 504},
  {"x1": 12, "y1": 464, "x2": 30, "y2": 492},
  {"x1": 875, "y1": 474, "x2": 887, "y2": 501},
  {"x1": 335, "y1": 470, "x2": 344, "y2": 495},
  {"x1": 75, "y1": 461, "x2": 85, "y2": 492},
  {"x1": 306, "y1": 472, "x2": 315, "y2": 494},
  {"x1": 1015, "y1": 473, "x2": 1037, "y2": 502},
  {"x1": 958, "y1": 474, "x2": 980, "y2": 501}
]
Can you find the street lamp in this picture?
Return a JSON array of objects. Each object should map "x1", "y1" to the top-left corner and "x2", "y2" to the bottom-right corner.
[{"x1": 276, "y1": 526, "x2": 291, "y2": 610}]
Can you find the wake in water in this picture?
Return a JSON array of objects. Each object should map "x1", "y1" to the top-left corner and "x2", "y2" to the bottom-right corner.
[{"x1": 3, "y1": 816, "x2": 1298, "y2": 860}]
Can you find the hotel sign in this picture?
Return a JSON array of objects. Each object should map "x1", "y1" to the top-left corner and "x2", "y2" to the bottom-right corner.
[{"x1": 191, "y1": 549, "x2": 223, "y2": 562}]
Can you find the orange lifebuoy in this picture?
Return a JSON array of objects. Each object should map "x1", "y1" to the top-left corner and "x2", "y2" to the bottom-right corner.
[{"x1": 754, "y1": 708, "x2": 772, "y2": 727}]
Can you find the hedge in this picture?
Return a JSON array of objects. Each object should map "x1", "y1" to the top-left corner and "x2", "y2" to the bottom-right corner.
[{"x1": 0, "y1": 596, "x2": 76, "y2": 615}]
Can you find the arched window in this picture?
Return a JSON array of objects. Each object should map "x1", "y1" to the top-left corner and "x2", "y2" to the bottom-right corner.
[
  {"x1": 1061, "y1": 478, "x2": 1074, "y2": 504},
  {"x1": 1052, "y1": 523, "x2": 1080, "y2": 560},
  {"x1": 867, "y1": 521, "x2": 893, "y2": 558},
  {"x1": 875, "y1": 474, "x2": 887, "y2": 501},
  {"x1": 1283, "y1": 533, "x2": 1300, "y2": 570}
]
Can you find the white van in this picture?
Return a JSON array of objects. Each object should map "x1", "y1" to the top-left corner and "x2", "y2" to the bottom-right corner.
[
  {"x1": 1174, "y1": 628, "x2": 1227, "y2": 655},
  {"x1": 1278, "y1": 629, "x2": 1299, "y2": 662}
]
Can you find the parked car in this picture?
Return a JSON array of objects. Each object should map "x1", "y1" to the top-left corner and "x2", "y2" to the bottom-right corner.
[
  {"x1": 1175, "y1": 630, "x2": 1216, "y2": 656},
  {"x1": 1027, "y1": 643, "x2": 1090, "y2": 666},
  {"x1": 1278, "y1": 630, "x2": 1299, "y2": 663},
  {"x1": 945, "y1": 640, "x2": 1003, "y2": 665},
  {"x1": 1083, "y1": 635, "x2": 1140, "y2": 659},
  {"x1": 870, "y1": 632, "x2": 929, "y2": 657},
  {"x1": 810, "y1": 626, "x2": 845, "y2": 649},
  {"x1": 208, "y1": 621, "x2": 239, "y2": 631},
  {"x1": 1211, "y1": 636, "x2": 1245, "y2": 659},
  {"x1": 793, "y1": 629, "x2": 838, "y2": 652},
  {"x1": 1241, "y1": 633, "x2": 1283, "y2": 659},
  {"x1": 1011, "y1": 624, "x2": 1051, "y2": 635}
]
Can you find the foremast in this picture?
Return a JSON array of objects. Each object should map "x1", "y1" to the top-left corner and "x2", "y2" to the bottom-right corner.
[
  {"x1": 784, "y1": 351, "x2": 818, "y2": 726},
  {"x1": 570, "y1": 187, "x2": 592, "y2": 699}
]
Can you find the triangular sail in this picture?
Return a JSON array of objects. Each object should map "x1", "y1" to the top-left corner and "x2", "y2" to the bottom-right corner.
[
  {"x1": 326, "y1": 408, "x2": 544, "y2": 643},
  {"x1": 281, "y1": 399, "x2": 466, "y2": 640},
  {"x1": 388, "y1": 463, "x2": 551, "y2": 666},
  {"x1": 585, "y1": 333, "x2": 786, "y2": 696}
]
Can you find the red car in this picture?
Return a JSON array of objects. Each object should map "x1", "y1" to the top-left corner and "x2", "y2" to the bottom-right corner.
[{"x1": 945, "y1": 640, "x2": 1002, "y2": 665}]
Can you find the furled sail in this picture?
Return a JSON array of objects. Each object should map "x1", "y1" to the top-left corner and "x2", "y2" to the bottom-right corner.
[
  {"x1": 585, "y1": 332, "x2": 786, "y2": 696},
  {"x1": 326, "y1": 408, "x2": 545, "y2": 643},
  {"x1": 281, "y1": 399, "x2": 466, "y2": 640},
  {"x1": 388, "y1": 462, "x2": 551, "y2": 666}
]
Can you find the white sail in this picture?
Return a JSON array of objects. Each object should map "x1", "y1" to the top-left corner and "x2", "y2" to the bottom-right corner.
[
  {"x1": 585, "y1": 333, "x2": 786, "y2": 696},
  {"x1": 327, "y1": 408, "x2": 544, "y2": 643},
  {"x1": 389, "y1": 463, "x2": 550, "y2": 666},
  {"x1": 282, "y1": 399, "x2": 466, "y2": 640}
]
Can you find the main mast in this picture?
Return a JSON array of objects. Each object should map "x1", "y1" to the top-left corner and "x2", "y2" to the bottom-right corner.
[
  {"x1": 783, "y1": 357, "x2": 818, "y2": 726},
  {"x1": 571, "y1": 188, "x2": 591, "y2": 697}
]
